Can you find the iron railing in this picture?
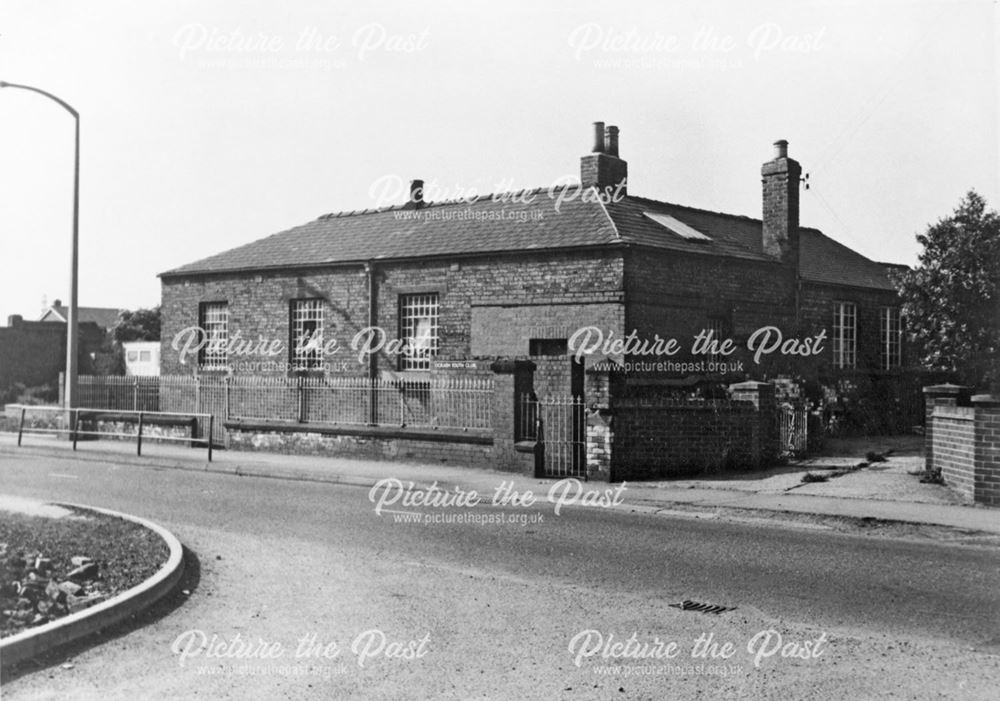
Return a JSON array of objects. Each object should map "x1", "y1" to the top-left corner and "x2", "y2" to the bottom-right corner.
[{"x1": 76, "y1": 374, "x2": 493, "y2": 432}]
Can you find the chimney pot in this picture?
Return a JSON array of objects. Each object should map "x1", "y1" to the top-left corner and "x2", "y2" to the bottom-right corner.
[
  {"x1": 409, "y1": 179, "x2": 424, "y2": 206},
  {"x1": 592, "y1": 121, "x2": 606, "y2": 153},
  {"x1": 580, "y1": 122, "x2": 628, "y2": 196},
  {"x1": 773, "y1": 139, "x2": 788, "y2": 159},
  {"x1": 605, "y1": 125, "x2": 620, "y2": 158},
  {"x1": 53, "y1": 299, "x2": 62, "y2": 307}
]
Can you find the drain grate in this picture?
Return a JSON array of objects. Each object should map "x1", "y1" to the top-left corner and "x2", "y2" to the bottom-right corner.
[{"x1": 669, "y1": 600, "x2": 736, "y2": 615}]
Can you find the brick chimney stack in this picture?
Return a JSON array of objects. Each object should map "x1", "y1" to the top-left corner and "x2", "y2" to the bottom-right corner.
[
  {"x1": 761, "y1": 139, "x2": 801, "y2": 269},
  {"x1": 580, "y1": 122, "x2": 628, "y2": 196}
]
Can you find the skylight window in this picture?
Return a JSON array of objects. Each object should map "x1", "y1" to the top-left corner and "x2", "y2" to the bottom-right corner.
[{"x1": 642, "y1": 211, "x2": 712, "y2": 241}]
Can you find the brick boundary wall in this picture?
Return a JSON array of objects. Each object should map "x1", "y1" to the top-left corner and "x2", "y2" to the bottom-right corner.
[
  {"x1": 930, "y1": 406, "x2": 976, "y2": 497},
  {"x1": 607, "y1": 382, "x2": 778, "y2": 480},
  {"x1": 972, "y1": 395, "x2": 1000, "y2": 506},
  {"x1": 925, "y1": 385, "x2": 1000, "y2": 506}
]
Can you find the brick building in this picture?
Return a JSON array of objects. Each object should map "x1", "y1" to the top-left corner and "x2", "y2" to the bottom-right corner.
[
  {"x1": 156, "y1": 123, "x2": 914, "y2": 476},
  {"x1": 161, "y1": 124, "x2": 905, "y2": 388},
  {"x1": 0, "y1": 315, "x2": 104, "y2": 401}
]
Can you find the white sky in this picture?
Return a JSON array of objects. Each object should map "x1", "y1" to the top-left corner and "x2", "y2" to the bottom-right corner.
[{"x1": 0, "y1": 0, "x2": 997, "y2": 325}]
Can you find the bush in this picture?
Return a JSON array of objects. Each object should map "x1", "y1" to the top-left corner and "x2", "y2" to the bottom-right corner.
[
  {"x1": 15, "y1": 384, "x2": 59, "y2": 406},
  {"x1": 0, "y1": 383, "x2": 59, "y2": 413},
  {"x1": 802, "y1": 472, "x2": 829, "y2": 483}
]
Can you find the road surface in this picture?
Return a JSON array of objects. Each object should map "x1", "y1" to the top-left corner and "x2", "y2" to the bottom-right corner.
[{"x1": 1, "y1": 452, "x2": 997, "y2": 699}]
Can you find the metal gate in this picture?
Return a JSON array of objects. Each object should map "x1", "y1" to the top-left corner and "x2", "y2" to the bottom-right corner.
[
  {"x1": 523, "y1": 395, "x2": 586, "y2": 478},
  {"x1": 779, "y1": 402, "x2": 808, "y2": 456}
]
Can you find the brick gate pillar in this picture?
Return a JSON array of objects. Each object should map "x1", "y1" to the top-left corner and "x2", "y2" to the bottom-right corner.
[
  {"x1": 489, "y1": 359, "x2": 539, "y2": 475},
  {"x1": 585, "y1": 407, "x2": 613, "y2": 482},
  {"x1": 922, "y1": 384, "x2": 971, "y2": 474},
  {"x1": 728, "y1": 381, "x2": 777, "y2": 467},
  {"x1": 585, "y1": 364, "x2": 624, "y2": 482},
  {"x1": 971, "y1": 394, "x2": 1000, "y2": 506}
]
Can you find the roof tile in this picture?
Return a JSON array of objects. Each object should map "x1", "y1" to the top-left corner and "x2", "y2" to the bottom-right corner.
[{"x1": 161, "y1": 189, "x2": 897, "y2": 291}]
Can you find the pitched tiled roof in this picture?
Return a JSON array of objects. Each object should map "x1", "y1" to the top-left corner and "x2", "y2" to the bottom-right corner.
[
  {"x1": 606, "y1": 196, "x2": 897, "y2": 290},
  {"x1": 161, "y1": 189, "x2": 619, "y2": 276},
  {"x1": 798, "y1": 229, "x2": 898, "y2": 290},
  {"x1": 40, "y1": 306, "x2": 124, "y2": 330},
  {"x1": 161, "y1": 188, "x2": 897, "y2": 291},
  {"x1": 605, "y1": 196, "x2": 770, "y2": 262}
]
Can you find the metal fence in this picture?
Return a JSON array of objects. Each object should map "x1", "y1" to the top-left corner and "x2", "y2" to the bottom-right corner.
[
  {"x1": 79, "y1": 375, "x2": 163, "y2": 411},
  {"x1": 76, "y1": 374, "x2": 493, "y2": 434},
  {"x1": 520, "y1": 394, "x2": 586, "y2": 477}
]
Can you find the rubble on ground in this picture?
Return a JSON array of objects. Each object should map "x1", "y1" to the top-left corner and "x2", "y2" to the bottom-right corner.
[{"x1": 1, "y1": 544, "x2": 106, "y2": 636}]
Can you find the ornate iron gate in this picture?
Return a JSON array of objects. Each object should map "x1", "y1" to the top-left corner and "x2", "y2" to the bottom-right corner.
[
  {"x1": 523, "y1": 395, "x2": 586, "y2": 478},
  {"x1": 779, "y1": 402, "x2": 808, "y2": 456}
]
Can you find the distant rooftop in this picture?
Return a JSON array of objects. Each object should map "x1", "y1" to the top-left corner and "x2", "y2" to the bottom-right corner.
[{"x1": 39, "y1": 302, "x2": 123, "y2": 330}]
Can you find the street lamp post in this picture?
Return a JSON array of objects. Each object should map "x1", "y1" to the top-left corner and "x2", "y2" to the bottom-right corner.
[{"x1": 0, "y1": 81, "x2": 80, "y2": 410}]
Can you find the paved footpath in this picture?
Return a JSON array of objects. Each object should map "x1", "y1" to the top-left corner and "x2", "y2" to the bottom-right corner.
[{"x1": 1, "y1": 432, "x2": 997, "y2": 535}]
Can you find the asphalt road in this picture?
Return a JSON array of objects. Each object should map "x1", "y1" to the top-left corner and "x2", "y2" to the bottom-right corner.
[{"x1": 1, "y1": 452, "x2": 998, "y2": 700}]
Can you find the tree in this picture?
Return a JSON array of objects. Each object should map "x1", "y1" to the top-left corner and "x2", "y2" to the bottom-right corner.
[
  {"x1": 892, "y1": 191, "x2": 1000, "y2": 392},
  {"x1": 112, "y1": 305, "x2": 161, "y2": 344},
  {"x1": 88, "y1": 306, "x2": 162, "y2": 375}
]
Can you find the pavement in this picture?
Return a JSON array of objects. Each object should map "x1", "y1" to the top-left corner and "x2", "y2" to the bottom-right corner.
[{"x1": 0, "y1": 430, "x2": 997, "y2": 535}]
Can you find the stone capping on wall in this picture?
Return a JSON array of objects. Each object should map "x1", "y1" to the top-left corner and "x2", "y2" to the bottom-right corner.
[{"x1": 922, "y1": 383, "x2": 972, "y2": 404}]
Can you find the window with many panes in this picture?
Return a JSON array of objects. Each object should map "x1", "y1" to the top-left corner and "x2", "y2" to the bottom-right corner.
[
  {"x1": 290, "y1": 299, "x2": 324, "y2": 371},
  {"x1": 199, "y1": 302, "x2": 229, "y2": 370},
  {"x1": 880, "y1": 306, "x2": 901, "y2": 370},
  {"x1": 833, "y1": 302, "x2": 856, "y2": 369},
  {"x1": 399, "y1": 293, "x2": 439, "y2": 370}
]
